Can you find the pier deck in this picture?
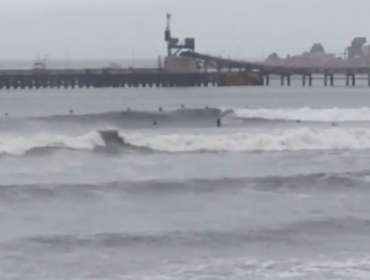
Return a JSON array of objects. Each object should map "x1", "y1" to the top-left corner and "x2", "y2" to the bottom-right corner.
[
  {"x1": 180, "y1": 50, "x2": 370, "y2": 87},
  {"x1": 1, "y1": 51, "x2": 370, "y2": 90},
  {"x1": 0, "y1": 69, "x2": 262, "y2": 89}
]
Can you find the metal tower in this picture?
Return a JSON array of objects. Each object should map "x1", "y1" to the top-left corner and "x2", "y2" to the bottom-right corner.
[{"x1": 164, "y1": 13, "x2": 195, "y2": 56}]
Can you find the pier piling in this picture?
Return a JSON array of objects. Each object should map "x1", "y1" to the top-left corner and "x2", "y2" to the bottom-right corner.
[
  {"x1": 264, "y1": 75, "x2": 270, "y2": 86},
  {"x1": 280, "y1": 75, "x2": 284, "y2": 86}
]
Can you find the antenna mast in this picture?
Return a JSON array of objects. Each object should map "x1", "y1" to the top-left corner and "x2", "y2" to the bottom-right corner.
[{"x1": 165, "y1": 13, "x2": 172, "y2": 56}]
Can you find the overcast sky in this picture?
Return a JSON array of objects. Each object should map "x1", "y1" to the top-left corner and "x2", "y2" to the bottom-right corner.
[{"x1": 0, "y1": 0, "x2": 369, "y2": 60}]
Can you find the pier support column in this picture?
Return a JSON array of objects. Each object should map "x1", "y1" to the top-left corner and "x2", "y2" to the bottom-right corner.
[
  {"x1": 324, "y1": 74, "x2": 327, "y2": 86},
  {"x1": 217, "y1": 66, "x2": 221, "y2": 87},
  {"x1": 308, "y1": 75, "x2": 312, "y2": 87},
  {"x1": 280, "y1": 75, "x2": 284, "y2": 86},
  {"x1": 346, "y1": 74, "x2": 350, "y2": 86},
  {"x1": 330, "y1": 74, "x2": 334, "y2": 86},
  {"x1": 302, "y1": 75, "x2": 306, "y2": 86},
  {"x1": 265, "y1": 75, "x2": 270, "y2": 86},
  {"x1": 368, "y1": 74, "x2": 370, "y2": 87},
  {"x1": 287, "y1": 75, "x2": 291, "y2": 86},
  {"x1": 352, "y1": 74, "x2": 356, "y2": 86}
]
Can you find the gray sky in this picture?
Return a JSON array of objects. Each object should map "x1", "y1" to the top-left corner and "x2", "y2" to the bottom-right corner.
[{"x1": 1, "y1": 0, "x2": 369, "y2": 60}]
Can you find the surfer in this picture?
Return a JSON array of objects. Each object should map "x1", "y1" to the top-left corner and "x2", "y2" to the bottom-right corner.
[
  {"x1": 159, "y1": 107, "x2": 163, "y2": 112},
  {"x1": 69, "y1": 109, "x2": 74, "y2": 114},
  {"x1": 217, "y1": 118, "x2": 221, "y2": 127}
]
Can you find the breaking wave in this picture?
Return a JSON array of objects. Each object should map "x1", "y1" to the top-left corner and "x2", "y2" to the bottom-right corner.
[
  {"x1": 11, "y1": 217, "x2": 370, "y2": 257},
  {"x1": 1, "y1": 169, "x2": 370, "y2": 198},
  {"x1": 30, "y1": 107, "x2": 224, "y2": 128},
  {"x1": 232, "y1": 107, "x2": 370, "y2": 122},
  {"x1": 3, "y1": 127, "x2": 370, "y2": 156},
  {"x1": 13, "y1": 217, "x2": 356, "y2": 247},
  {"x1": 123, "y1": 127, "x2": 370, "y2": 152},
  {"x1": 6, "y1": 107, "x2": 370, "y2": 130},
  {"x1": 35, "y1": 106, "x2": 370, "y2": 123},
  {"x1": 0, "y1": 129, "x2": 136, "y2": 156}
]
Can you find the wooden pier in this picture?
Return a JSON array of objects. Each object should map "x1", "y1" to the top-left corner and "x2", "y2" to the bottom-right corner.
[
  {"x1": 0, "y1": 68, "x2": 263, "y2": 90},
  {"x1": 181, "y1": 50, "x2": 370, "y2": 87},
  {"x1": 269, "y1": 73, "x2": 364, "y2": 87},
  {"x1": 1, "y1": 51, "x2": 370, "y2": 90}
]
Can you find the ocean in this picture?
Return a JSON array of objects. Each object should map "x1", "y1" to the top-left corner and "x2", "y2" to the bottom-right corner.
[{"x1": 1, "y1": 81, "x2": 370, "y2": 279}]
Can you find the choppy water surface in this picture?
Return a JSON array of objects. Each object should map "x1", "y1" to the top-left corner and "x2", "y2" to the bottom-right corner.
[{"x1": 2, "y1": 85, "x2": 370, "y2": 279}]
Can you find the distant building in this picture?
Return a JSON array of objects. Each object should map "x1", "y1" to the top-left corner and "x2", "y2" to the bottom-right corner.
[
  {"x1": 264, "y1": 42, "x2": 340, "y2": 67},
  {"x1": 265, "y1": 52, "x2": 280, "y2": 63},
  {"x1": 264, "y1": 36, "x2": 370, "y2": 68},
  {"x1": 346, "y1": 37, "x2": 367, "y2": 59},
  {"x1": 362, "y1": 44, "x2": 370, "y2": 57},
  {"x1": 309, "y1": 43, "x2": 325, "y2": 54}
]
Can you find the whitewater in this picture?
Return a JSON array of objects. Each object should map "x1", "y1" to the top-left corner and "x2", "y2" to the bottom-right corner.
[
  {"x1": 2, "y1": 86, "x2": 370, "y2": 280},
  {"x1": 3, "y1": 126, "x2": 370, "y2": 155},
  {"x1": 232, "y1": 106, "x2": 370, "y2": 122}
]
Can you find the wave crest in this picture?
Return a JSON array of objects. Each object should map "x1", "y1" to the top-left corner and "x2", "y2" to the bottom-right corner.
[
  {"x1": 3, "y1": 127, "x2": 370, "y2": 156},
  {"x1": 0, "y1": 129, "x2": 131, "y2": 156},
  {"x1": 232, "y1": 107, "x2": 370, "y2": 122},
  {"x1": 0, "y1": 170, "x2": 369, "y2": 198},
  {"x1": 124, "y1": 127, "x2": 370, "y2": 152},
  {"x1": 31, "y1": 108, "x2": 223, "y2": 128}
]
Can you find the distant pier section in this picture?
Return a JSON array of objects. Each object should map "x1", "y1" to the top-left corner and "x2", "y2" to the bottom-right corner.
[
  {"x1": 2, "y1": 16, "x2": 370, "y2": 90},
  {"x1": 0, "y1": 13, "x2": 261, "y2": 90}
]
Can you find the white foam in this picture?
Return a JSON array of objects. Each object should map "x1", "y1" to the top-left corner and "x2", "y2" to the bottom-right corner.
[
  {"x1": 0, "y1": 131, "x2": 104, "y2": 155},
  {"x1": 3, "y1": 127, "x2": 370, "y2": 155},
  {"x1": 124, "y1": 127, "x2": 370, "y2": 152},
  {"x1": 233, "y1": 107, "x2": 370, "y2": 122},
  {"x1": 124, "y1": 257, "x2": 370, "y2": 279}
]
